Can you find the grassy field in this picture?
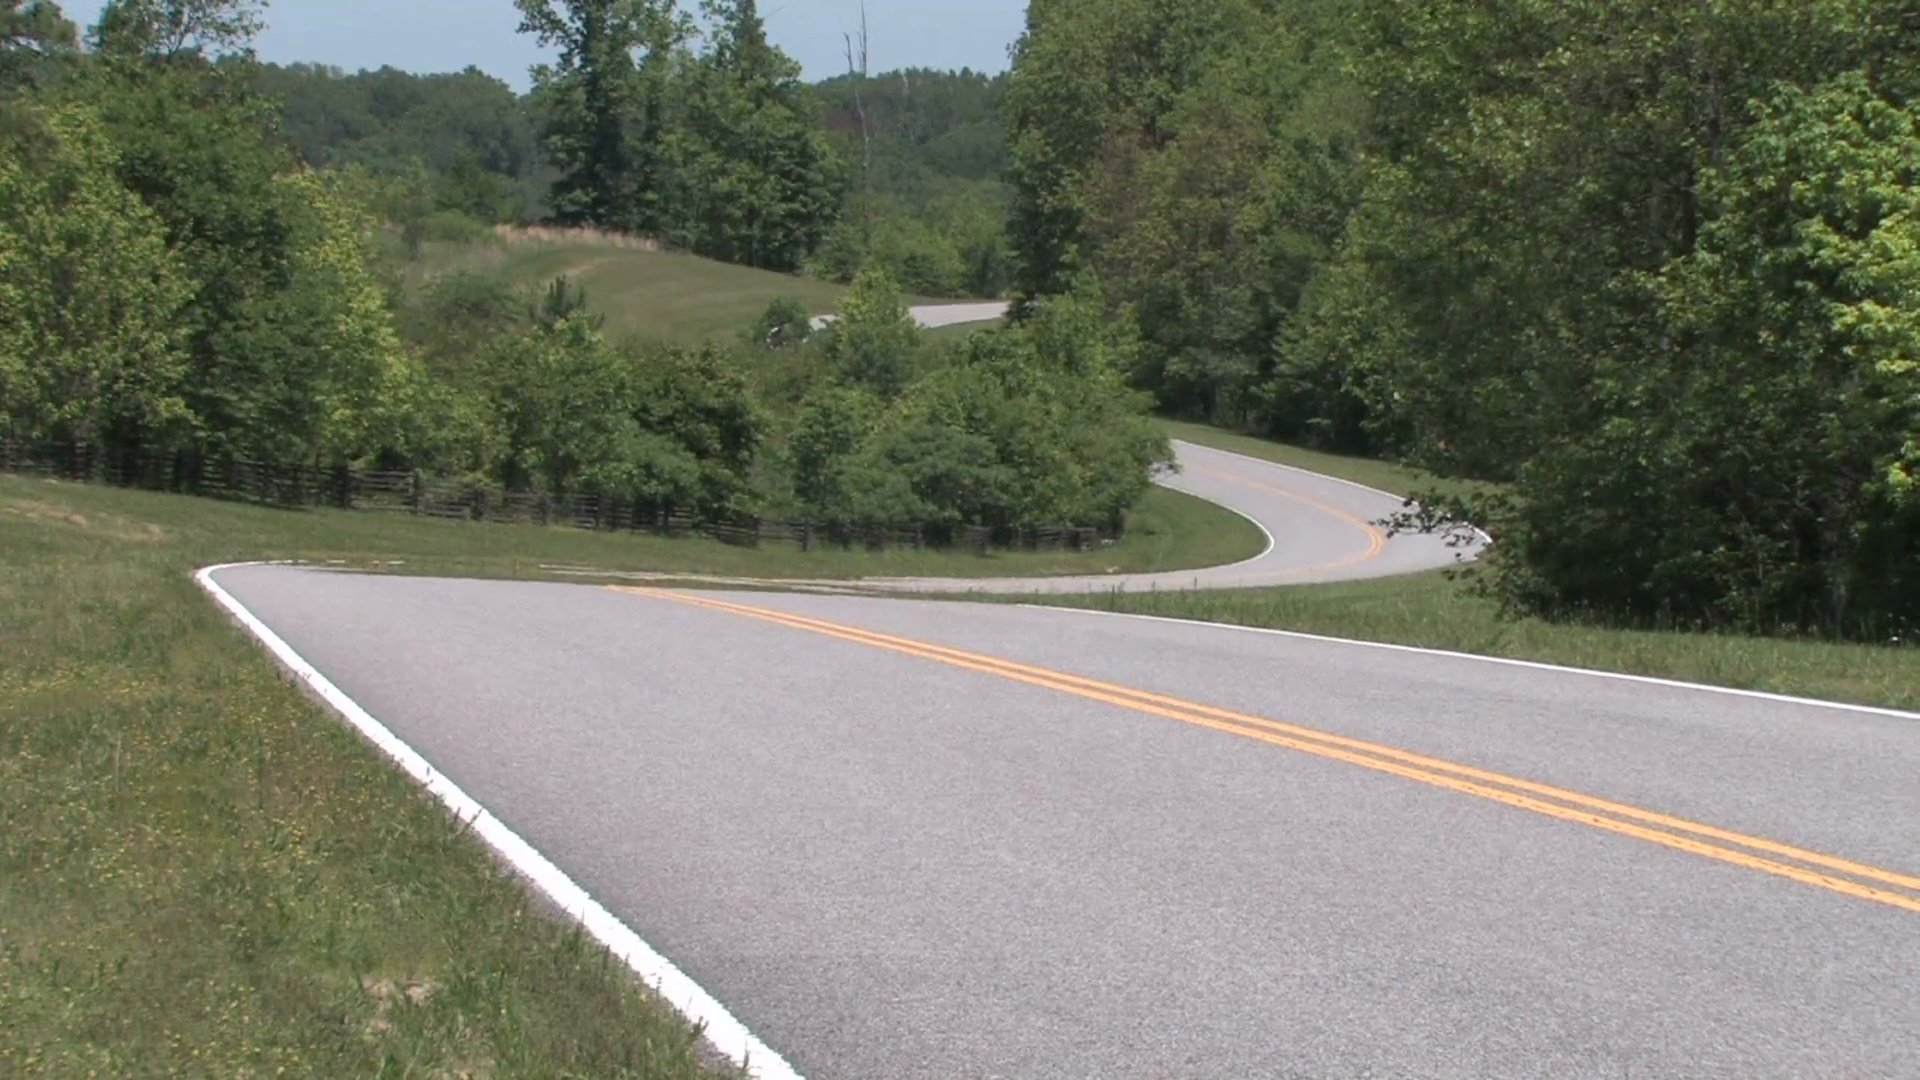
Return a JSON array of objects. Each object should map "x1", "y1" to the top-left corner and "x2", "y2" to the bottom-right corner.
[
  {"x1": 410, "y1": 227, "x2": 993, "y2": 346},
  {"x1": 0, "y1": 471, "x2": 1262, "y2": 1070}
]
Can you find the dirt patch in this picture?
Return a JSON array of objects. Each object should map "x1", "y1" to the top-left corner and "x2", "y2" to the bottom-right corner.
[
  {"x1": 3, "y1": 499, "x2": 168, "y2": 542},
  {"x1": 360, "y1": 974, "x2": 440, "y2": 1035}
]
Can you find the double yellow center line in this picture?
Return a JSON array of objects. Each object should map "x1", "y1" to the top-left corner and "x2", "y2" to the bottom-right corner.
[{"x1": 618, "y1": 588, "x2": 1920, "y2": 914}]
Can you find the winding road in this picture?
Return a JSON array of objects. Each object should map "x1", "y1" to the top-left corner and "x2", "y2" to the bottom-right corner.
[{"x1": 203, "y1": 428, "x2": 1920, "y2": 1079}]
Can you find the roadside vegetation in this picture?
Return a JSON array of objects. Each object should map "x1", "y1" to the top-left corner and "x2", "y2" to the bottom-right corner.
[
  {"x1": 0, "y1": 491, "x2": 731, "y2": 1075},
  {"x1": 1136, "y1": 423, "x2": 1915, "y2": 711},
  {"x1": 1007, "y1": 0, "x2": 1920, "y2": 640},
  {"x1": 404, "y1": 229, "x2": 857, "y2": 346},
  {"x1": 1045, "y1": 571, "x2": 1919, "y2": 715},
  {"x1": 0, "y1": 461, "x2": 1260, "y2": 1073},
  {"x1": 2, "y1": 0, "x2": 1167, "y2": 554}
]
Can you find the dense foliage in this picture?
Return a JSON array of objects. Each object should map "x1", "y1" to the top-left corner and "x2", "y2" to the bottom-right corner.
[
  {"x1": 257, "y1": 62, "x2": 543, "y2": 225},
  {"x1": 1004, "y1": 0, "x2": 1920, "y2": 636},
  {"x1": 809, "y1": 67, "x2": 1014, "y2": 297},
  {"x1": 255, "y1": 1, "x2": 1001, "y2": 295},
  {"x1": 3, "y1": 0, "x2": 1162, "y2": 542},
  {"x1": 769, "y1": 272, "x2": 1168, "y2": 531}
]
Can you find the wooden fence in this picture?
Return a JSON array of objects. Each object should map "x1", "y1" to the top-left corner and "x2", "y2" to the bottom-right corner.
[{"x1": 0, "y1": 439, "x2": 1116, "y2": 555}]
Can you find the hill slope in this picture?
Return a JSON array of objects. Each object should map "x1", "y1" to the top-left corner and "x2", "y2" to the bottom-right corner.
[{"x1": 408, "y1": 228, "x2": 984, "y2": 345}]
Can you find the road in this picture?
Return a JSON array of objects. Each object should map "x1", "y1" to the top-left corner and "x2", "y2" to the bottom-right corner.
[
  {"x1": 860, "y1": 439, "x2": 1473, "y2": 594},
  {"x1": 809, "y1": 300, "x2": 1011, "y2": 333},
  {"x1": 546, "y1": 440, "x2": 1475, "y2": 596},
  {"x1": 210, "y1": 566, "x2": 1920, "y2": 1080}
]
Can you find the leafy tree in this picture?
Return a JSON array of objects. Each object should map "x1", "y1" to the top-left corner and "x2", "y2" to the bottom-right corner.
[
  {"x1": 515, "y1": 0, "x2": 689, "y2": 234},
  {"x1": 788, "y1": 384, "x2": 881, "y2": 522},
  {"x1": 1480, "y1": 72, "x2": 1920, "y2": 632},
  {"x1": 744, "y1": 295, "x2": 814, "y2": 351},
  {"x1": 479, "y1": 316, "x2": 758, "y2": 517},
  {"x1": 0, "y1": 103, "x2": 190, "y2": 451},
  {"x1": 1, "y1": 0, "x2": 77, "y2": 91},
  {"x1": 258, "y1": 63, "x2": 541, "y2": 223},
  {"x1": 823, "y1": 266, "x2": 920, "y2": 398},
  {"x1": 671, "y1": 0, "x2": 839, "y2": 270},
  {"x1": 90, "y1": 0, "x2": 261, "y2": 60}
]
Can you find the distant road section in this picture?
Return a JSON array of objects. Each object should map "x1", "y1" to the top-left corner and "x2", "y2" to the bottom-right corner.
[
  {"x1": 859, "y1": 439, "x2": 1476, "y2": 594},
  {"x1": 809, "y1": 300, "x2": 1010, "y2": 332}
]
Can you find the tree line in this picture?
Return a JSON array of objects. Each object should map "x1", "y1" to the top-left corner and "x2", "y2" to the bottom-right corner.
[
  {"x1": 2, "y1": 0, "x2": 1164, "y2": 539},
  {"x1": 235, "y1": 2, "x2": 1014, "y2": 298},
  {"x1": 1003, "y1": 0, "x2": 1920, "y2": 638}
]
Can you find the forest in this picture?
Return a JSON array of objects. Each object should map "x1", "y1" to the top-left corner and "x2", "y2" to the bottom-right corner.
[
  {"x1": 1, "y1": 0, "x2": 1163, "y2": 544},
  {"x1": 6, "y1": 0, "x2": 1920, "y2": 639},
  {"x1": 1005, "y1": 0, "x2": 1920, "y2": 637}
]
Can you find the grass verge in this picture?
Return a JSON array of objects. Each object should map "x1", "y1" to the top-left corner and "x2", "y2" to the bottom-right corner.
[
  {"x1": 1158, "y1": 418, "x2": 1486, "y2": 502},
  {"x1": 0, "y1": 470, "x2": 1262, "y2": 1070},
  {"x1": 409, "y1": 230, "x2": 964, "y2": 346},
  {"x1": 0, "y1": 481, "x2": 751, "y2": 1075},
  {"x1": 1043, "y1": 567, "x2": 1919, "y2": 713},
  {"x1": 1132, "y1": 423, "x2": 1917, "y2": 711}
]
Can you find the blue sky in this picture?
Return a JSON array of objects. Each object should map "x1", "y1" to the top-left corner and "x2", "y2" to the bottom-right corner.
[{"x1": 56, "y1": 0, "x2": 1029, "y2": 89}]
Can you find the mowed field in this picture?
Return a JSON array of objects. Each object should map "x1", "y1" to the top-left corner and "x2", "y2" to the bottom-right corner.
[{"x1": 408, "y1": 228, "x2": 979, "y2": 345}]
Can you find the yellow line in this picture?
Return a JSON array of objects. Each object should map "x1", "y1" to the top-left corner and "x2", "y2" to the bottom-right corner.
[
  {"x1": 619, "y1": 588, "x2": 1920, "y2": 914},
  {"x1": 1185, "y1": 463, "x2": 1387, "y2": 570},
  {"x1": 669, "y1": 592, "x2": 1920, "y2": 895}
]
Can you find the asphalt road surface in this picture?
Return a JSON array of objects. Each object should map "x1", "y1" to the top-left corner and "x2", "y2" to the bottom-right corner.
[
  {"x1": 212, "y1": 565, "x2": 1920, "y2": 1080},
  {"x1": 859, "y1": 439, "x2": 1474, "y2": 595},
  {"x1": 552, "y1": 440, "x2": 1476, "y2": 596},
  {"x1": 809, "y1": 300, "x2": 1011, "y2": 333}
]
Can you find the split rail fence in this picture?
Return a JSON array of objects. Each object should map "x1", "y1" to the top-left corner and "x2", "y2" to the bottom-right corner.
[{"x1": 0, "y1": 440, "x2": 1116, "y2": 555}]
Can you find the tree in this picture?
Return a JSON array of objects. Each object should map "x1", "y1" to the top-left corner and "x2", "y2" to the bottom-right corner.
[
  {"x1": 670, "y1": 0, "x2": 840, "y2": 269},
  {"x1": 1, "y1": 0, "x2": 76, "y2": 91},
  {"x1": 479, "y1": 317, "x2": 758, "y2": 517},
  {"x1": 0, "y1": 103, "x2": 190, "y2": 451},
  {"x1": 823, "y1": 266, "x2": 920, "y2": 398},
  {"x1": 515, "y1": 0, "x2": 689, "y2": 235},
  {"x1": 90, "y1": 0, "x2": 261, "y2": 61},
  {"x1": 1489, "y1": 72, "x2": 1920, "y2": 633}
]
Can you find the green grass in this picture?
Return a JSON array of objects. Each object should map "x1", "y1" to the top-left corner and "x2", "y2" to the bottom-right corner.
[
  {"x1": 1159, "y1": 419, "x2": 1486, "y2": 502},
  {"x1": 1048, "y1": 573, "x2": 1919, "y2": 711},
  {"x1": 410, "y1": 228, "x2": 967, "y2": 346},
  {"x1": 0, "y1": 470, "x2": 1261, "y2": 1070},
  {"x1": 0, "y1": 480, "x2": 741, "y2": 1076},
  {"x1": 1123, "y1": 423, "x2": 1918, "y2": 711}
]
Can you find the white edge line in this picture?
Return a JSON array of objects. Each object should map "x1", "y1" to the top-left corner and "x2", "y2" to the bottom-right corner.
[
  {"x1": 1152, "y1": 467, "x2": 1278, "y2": 572},
  {"x1": 1169, "y1": 438, "x2": 1498, "y2": 548},
  {"x1": 1016, "y1": 601, "x2": 1920, "y2": 723},
  {"x1": 193, "y1": 561, "x2": 804, "y2": 1080}
]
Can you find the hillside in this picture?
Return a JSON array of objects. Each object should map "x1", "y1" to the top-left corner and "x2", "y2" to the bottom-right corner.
[{"x1": 405, "y1": 227, "x2": 984, "y2": 346}]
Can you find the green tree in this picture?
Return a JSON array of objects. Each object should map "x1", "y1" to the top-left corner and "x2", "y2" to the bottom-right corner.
[
  {"x1": 0, "y1": 103, "x2": 190, "y2": 451},
  {"x1": 787, "y1": 383, "x2": 883, "y2": 522},
  {"x1": 516, "y1": 0, "x2": 688, "y2": 234},
  {"x1": 671, "y1": 0, "x2": 839, "y2": 269},
  {"x1": 1, "y1": 0, "x2": 76, "y2": 91},
  {"x1": 824, "y1": 266, "x2": 920, "y2": 398}
]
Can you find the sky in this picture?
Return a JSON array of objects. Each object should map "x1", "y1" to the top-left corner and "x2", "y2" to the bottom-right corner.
[{"x1": 56, "y1": 0, "x2": 1030, "y2": 89}]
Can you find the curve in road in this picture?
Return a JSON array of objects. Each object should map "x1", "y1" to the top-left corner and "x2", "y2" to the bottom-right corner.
[
  {"x1": 207, "y1": 565, "x2": 1920, "y2": 1080},
  {"x1": 798, "y1": 299, "x2": 1476, "y2": 594},
  {"x1": 859, "y1": 439, "x2": 1476, "y2": 594}
]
